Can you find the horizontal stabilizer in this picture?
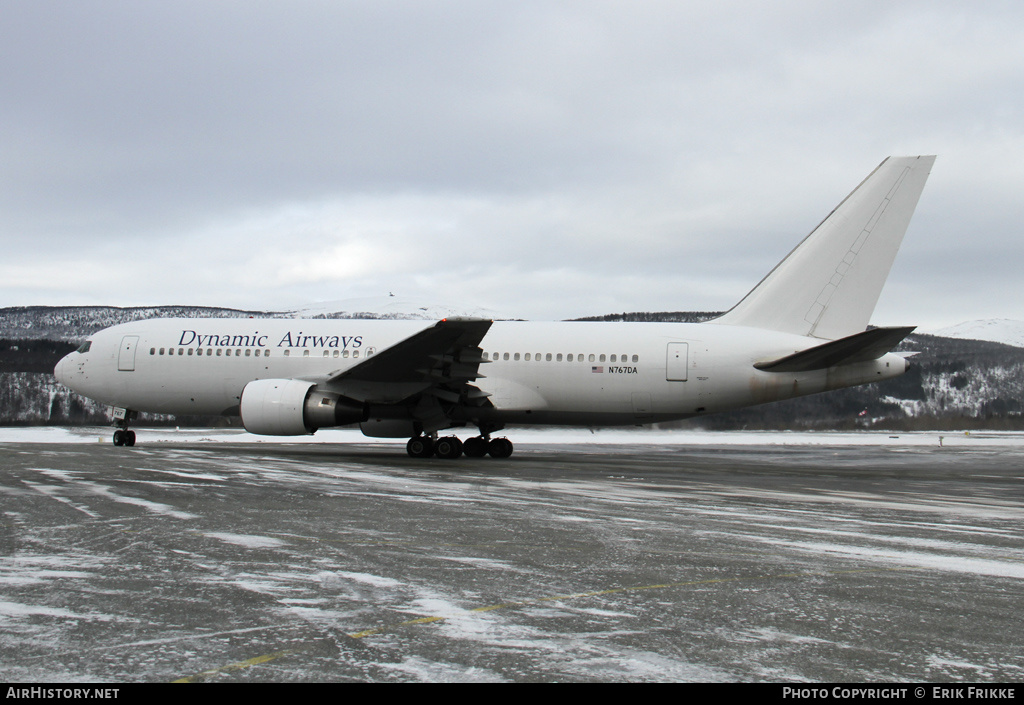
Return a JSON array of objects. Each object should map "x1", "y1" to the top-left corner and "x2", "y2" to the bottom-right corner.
[{"x1": 754, "y1": 326, "x2": 915, "y2": 372}]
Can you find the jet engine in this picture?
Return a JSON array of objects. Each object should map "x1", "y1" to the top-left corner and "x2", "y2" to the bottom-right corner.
[{"x1": 239, "y1": 379, "x2": 366, "y2": 435}]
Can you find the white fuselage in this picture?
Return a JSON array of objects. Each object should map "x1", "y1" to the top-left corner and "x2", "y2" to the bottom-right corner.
[{"x1": 54, "y1": 317, "x2": 907, "y2": 430}]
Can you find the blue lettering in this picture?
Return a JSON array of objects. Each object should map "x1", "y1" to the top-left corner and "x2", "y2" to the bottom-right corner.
[{"x1": 179, "y1": 330, "x2": 270, "y2": 348}]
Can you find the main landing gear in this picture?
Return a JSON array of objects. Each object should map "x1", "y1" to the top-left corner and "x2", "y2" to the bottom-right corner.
[{"x1": 406, "y1": 434, "x2": 514, "y2": 459}]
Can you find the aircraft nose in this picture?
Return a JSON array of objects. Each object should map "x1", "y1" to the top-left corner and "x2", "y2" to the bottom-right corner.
[{"x1": 54, "y1": 355, "x2": 70, "y2": 386}]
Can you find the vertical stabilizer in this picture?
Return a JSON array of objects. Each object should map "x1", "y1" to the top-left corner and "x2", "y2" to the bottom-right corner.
[{"x1": 714, "y1": 156, "x2": 935, "y2": 340}]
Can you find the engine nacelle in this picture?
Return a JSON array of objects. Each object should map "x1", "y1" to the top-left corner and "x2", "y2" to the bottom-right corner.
[{"x1": 239, "y1": 379, "x2": 366, "y2": 436}]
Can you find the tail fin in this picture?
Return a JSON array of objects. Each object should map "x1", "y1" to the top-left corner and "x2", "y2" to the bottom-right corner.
[{"x1": 714, "y1": 155, "x2": 935, "y2": 340}]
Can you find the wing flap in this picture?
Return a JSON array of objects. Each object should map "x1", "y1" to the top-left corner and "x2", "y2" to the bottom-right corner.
[{"x1": 754, "y1": 326, "x2": 915, "y2": 372}]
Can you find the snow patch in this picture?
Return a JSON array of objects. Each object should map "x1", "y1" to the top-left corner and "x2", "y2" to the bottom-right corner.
[{"x1": 204, "y1": 532, "x2": 287, "y2": 549}]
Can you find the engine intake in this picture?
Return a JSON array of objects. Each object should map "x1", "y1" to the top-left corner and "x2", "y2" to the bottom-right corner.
[{"x1": 239, "y1": 379, "x2": 366, "y2": 436}]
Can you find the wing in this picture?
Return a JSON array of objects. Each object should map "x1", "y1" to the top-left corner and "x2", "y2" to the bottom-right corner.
[{"x1": 321, "y1": 317, "x2": 493, "y2": 407}]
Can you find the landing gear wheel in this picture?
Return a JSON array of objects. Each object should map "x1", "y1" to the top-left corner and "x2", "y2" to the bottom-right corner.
[
  {"x1": 407, "y1": 436, "x2": 434, "y2": 458},
  {"x1": 487, "y1": 437, "x2": 514, "y2": 458},
  {"x1": 113, "y1": 429, "x2": 136, "y2": 447},
  {"x1": 462, "y1": 436, "x2": 488, "y2": 458},
  {"x1": 434, "y1": 436, "x2": 464, "y2": 459}
]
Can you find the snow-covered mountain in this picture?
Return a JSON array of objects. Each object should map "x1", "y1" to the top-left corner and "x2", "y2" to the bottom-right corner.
[
  {"x1": 4, "y1": 306, "x2": 1024, "y2": 429},
  {"x1": 284, "y1": 296, "x2": 512, "y2": 321},
  {"x1": 927, "y1": 319, "x2": 1024, "y2": 349},
  {"x1": 0, "y1": 298, "x2": 511, "y2": 342}
]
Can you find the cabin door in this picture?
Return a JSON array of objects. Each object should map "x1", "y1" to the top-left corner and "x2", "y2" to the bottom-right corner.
[
  {"x1": 666, "y1": 342, "x2": 688, "y2": 381},
  {"x1": 117, "y1": 336, "x2": 139, "y2": 372}
]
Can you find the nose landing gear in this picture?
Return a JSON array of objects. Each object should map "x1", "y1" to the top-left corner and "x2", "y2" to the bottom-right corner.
[
  {"x1": 112, "y1": 429, "x2": 136, "y2": 447},
  {"x1": 112, "y1": 408, "x2": 137, "y2": 447}
]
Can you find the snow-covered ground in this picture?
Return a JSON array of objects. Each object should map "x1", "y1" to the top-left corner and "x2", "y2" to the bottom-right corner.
[
  {"x1": 3, "y1": 428, "x2": 1023, "y2": 681},
  {"x1": 2, "y1": 425, "x2": 1021, "y2": 447}
]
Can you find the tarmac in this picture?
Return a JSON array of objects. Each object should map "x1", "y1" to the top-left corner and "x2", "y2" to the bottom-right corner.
[{"x1": 1, "y1": 429, "x2": 1023, "y2": 682}]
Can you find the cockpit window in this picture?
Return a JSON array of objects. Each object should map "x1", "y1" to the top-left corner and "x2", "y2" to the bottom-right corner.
[{"x1": 76, "y1": 341, "x2": 92, "y2": 354}]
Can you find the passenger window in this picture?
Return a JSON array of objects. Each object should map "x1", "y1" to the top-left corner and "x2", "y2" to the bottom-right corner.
[
  {"x1": 503, "y1": 352, "x2": 509, "y2": 360},
  {"x1": 150, "y1": 348, "x2": 155, "y2": 355},
  {"x1": 226, "y1": 349, "x2": 232, "y2": 356},
  {"x1": 303, "y1": 350, "x2": 310, "y2": 357},
  {"x1": 245, "y1": 349, "x2": 251, "y2": 357},
  {"x1": 556, "y1": 353, "x2": 563, "y2": 362},
  {"x1": 610, "y1": 354, "x2": 616, "y2": 363},
  {"x1": 179, "y1": 349, "x2": 184, "y2": 355},
  {"x1": 159, "y1": 348, "x2": 165, "y2": 355},
  {"x1": 207, "y1": 349, "x2": 213, "y2": 356},
  {"x1": 514, "y1": 353, "x2": 520, "y2": 361},
  {"x1": 589, "y1": 354, "x2": 595, "y2": 362},
  {"x1": 188, "y1": 349, "x2": 194, "y2": 356},
  {"x1": 632, "y1": 354, "x2": 639, "y2": 362},
  {"x1": 599, "y1": 354, "x2": 606, "y2": 362},
  {"x1": 353, "y1": 350, "x2": 360, "y2": 359},
  {"x1": 284, "y1": 349, "x2": 290, "y2": 357},
  {"x1": 546, "y1": 353, "x2": 552, "y2": 361},
  {"x1": 217, "y1": 349, "x2": 222, "y2": 356},
  {"x1": 525, "y1": 353, "x2": 531, "y2": 361}
]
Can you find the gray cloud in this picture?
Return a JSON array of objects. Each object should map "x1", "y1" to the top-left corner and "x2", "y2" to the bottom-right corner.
[{"x1": 2, "y1": 1, "x2": 1023, "y2": 328}]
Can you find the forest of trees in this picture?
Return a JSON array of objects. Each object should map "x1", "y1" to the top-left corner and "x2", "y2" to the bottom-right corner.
[{"x1": 2, "y1": 308, "x2": 1022, "y2": 430}]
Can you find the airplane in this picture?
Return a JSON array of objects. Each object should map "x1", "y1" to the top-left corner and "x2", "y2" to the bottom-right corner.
[{"x1": 54, "y1": 155, "x2": 935, "y2": 458}]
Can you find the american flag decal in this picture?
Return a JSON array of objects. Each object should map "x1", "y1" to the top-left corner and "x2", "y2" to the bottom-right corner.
[{"x1": 591, "y1": 366, "x2": 604, "y2": 373}]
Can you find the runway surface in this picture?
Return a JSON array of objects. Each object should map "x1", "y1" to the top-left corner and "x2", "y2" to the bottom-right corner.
[{"x1": 1, "y1": 430, "x2": 1023, "y2": 682}]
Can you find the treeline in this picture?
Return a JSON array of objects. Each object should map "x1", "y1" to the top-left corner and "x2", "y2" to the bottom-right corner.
[
  {"x1": 572, "y1": 311, "x2": 722, "y2": 323},
  {"x1": 2, "y1": 310, "x2": 1023, "y2": 430},
  {"x1": 0, "y1": 339, "x2": 77, "y2": 373}
]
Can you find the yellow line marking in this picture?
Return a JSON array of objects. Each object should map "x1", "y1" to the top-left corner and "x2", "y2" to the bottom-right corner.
[
  {"x1": 175, "y1": 566, "x2": 918, "y2": 681},
  {"x1": 173, "y1": 649, "x2": 299, "y2": 683},
  {"x1": 344, "y1": 566, "x2": 913, "y2": 639}
]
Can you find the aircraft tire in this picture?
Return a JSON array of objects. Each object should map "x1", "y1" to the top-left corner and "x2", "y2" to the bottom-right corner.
[
  {"x1": 113, "y1": 430, "x2": 124, "y2": 446},
  {"x1": 125, "y1": 430, "x2": 136, "y2": 447},
  {"x1": 462, "y1": 436, "x2": 488, "y2": 457},
  {"x1": 487, "y1": 438, "x2": 513, "y2": 458},
  {"x1": 434, "y1": 436, "x2": 463, "y2": 459},
  {"x1": 407, "y1": 436, "x2": 434, "y2": 458}
]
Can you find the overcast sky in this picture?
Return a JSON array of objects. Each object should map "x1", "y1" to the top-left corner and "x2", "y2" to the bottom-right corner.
[{"x1": 2, "y1": 1, "x2": 1022, "y2": 329}]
